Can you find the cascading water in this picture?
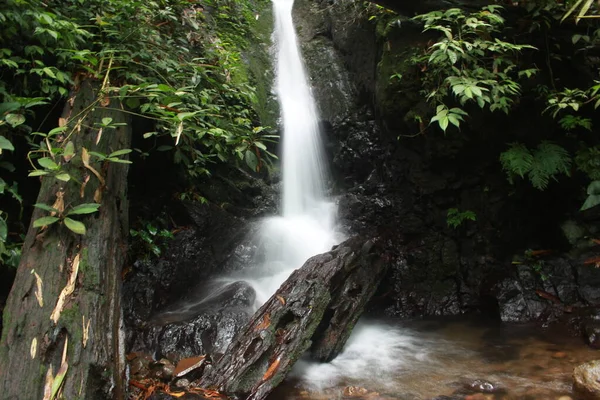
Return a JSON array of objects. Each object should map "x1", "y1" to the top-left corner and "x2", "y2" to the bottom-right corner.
[{"x1": 244, "y1": 0, "x2": 340, "y2": 307}]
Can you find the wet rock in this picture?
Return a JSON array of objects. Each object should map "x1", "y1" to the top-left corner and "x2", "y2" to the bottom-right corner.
[
  {"x1": 462, "y1": 379, "x2": 500, "y2": 394},
  {"x1": 573, "y1": 360, "x2": 600, "y2": 399},
  {"x1": 174, "y1": 378, "x2": 190, "y2": 388},
  {"x1": 583, "y1": 319, "x2": 600, "y2": 349},
  {"x1": 148, "y1": 282, "x2": 256, "y2": 362}
]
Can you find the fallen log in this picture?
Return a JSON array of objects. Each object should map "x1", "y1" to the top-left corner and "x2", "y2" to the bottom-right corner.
[{"x1": 199, "y1": 236, "x2": 390, "y2": 400}]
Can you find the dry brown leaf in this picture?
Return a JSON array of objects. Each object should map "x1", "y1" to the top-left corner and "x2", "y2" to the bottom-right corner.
[
  {"x1": 51, "y1": 191, "x2": 65, "y2": 216},
  {"x1": 175, "y1": 121, "x2": 183, "y2": 146},
  {"x1": 173, "y1": 355, "x2": 206, "y2": 377},
  {"x1": 58, "y1": 117, "x2": 67, "y2": 127},
  {"x1": 584, "y1": 256, "x2": 600, "y2": 266},
  {"x1": 81, "y1": 147, "x2": 105, "y2": 185},
  {"x1": 255, "y1": 313, "x2": 270, "y2": 331},
  {"x1": 30, "y1": 337, "x2": 37, "y2": 359},
  {"x1": 276, "y1": 295, "x2": 286, "y2": 305},
  {"x1": 43, "y1": 365, "x2": 54, "y2": 400},
  {"x1": 62, "y1": 335, "x2": 68, "y2": 364},
  {"x1": 50, "y1": 254, "x2": 80, "y2": 324},
  {"x1": 80, "y1": 174, "x2": 90, "y2": 199},
  {"x1": 31, "y1": 270, "x2": 44, "y2": 307},
  {"x1": 261, "y1": 356, "x2": 280, "y2": 382},
  {"x1": 82, "y1": 315, "x2": 91, "y2": 348},
  {"x1": 100, "y1": 96, "x2": 110, "y2": 107},
  {"x1": 93, "y1": 187, "x2": 103, "y2": 203},
  {"x1": 74, "y1": 117, "x2": 82, "y2": 133},
  {"x1": 95, "y1": 128, "x2": 103, "y2": 145}
]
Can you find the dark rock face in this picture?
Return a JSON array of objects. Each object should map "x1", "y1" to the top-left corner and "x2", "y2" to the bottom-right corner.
[
  {"x1": 124, "y1": 194, "x2": 271, "y2": 362},
  {"x1": 294, "y1": 0, "x2": 600, "y2": 325}
]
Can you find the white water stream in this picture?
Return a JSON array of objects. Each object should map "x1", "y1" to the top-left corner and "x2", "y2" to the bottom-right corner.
[
  {"x1": 245, "y1": 0, "x2": 340, "y2": 307},
  {"x1": 246, "y1": 0, "x2": 411, "y2": 395}
]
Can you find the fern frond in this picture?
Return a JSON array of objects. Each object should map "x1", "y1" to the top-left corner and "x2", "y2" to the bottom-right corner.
[
  {"x1": 528, "y1": 142, "x2": 571, "y2": 190},
  {"x1": 534, "y1": 142, "x2": 572, "y2": 175},
  {"x1": 528, "y1": 158, "x2": 551, "y2": 190},
  {"x1": 500, "y1": 143, "x2": 533, "y2": 178}
]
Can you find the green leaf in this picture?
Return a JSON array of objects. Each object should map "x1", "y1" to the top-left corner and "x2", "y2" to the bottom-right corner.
[
  {"x1": 28, "y1": 170, "x2": 49, "y2": 177},
  {"x1": 43, "y1": 67, "x2": 56, "y2": 79},
  {"x1": 5, "y1": 114, "x2": 25, "y2": 128},
  {"x1": 101, "y1": 117, "x2": 113, "y2": 126},
  {"x1": 439, "y1": 116, "x2": 449, "y2": 132},
  {"x1": 63, "y1": 142, "x2": 75, "y2": 160},
  {"x1": 108, "y1": 149, "x2": 132, "y2": 157},
  {"x1": 0, "y1": 218, "x2": 7, "y2": 242},
  {"x1": 581, "y1": 194, "x2": 600, "y2": 211},
  {"x1": 126, "y1": 98, "x2": 140, "y2": 109},
  {"x1": 55, "y1": 173, "x2": 71, "y2": 182},
  {"x1": 254, "y1": 142, "x2": 267, "y2": 151},
  {"x1": 34, "y1": 203, "x2": 59, "y2": 213},
  {"x1": 48, "y1": 126, "x2": 68, "y2": 136},
  {"x1": 63, "y1": 218, "x2": 86, "y2": 235},
  {"x1": 38, "y1": 157, "x2": 59, "y2": 170},
  {"x1": 588, "y1": 181, "x2": 600, "y2": 195},
  {"x1": 0, "y1": 136, "x2": 15, "y2": 151},
  {"x1": 177, "y1": 112, "x2": 198, "y2": 121},
  {"x1": 33, "y1": 216, "x2": 60, "y2": 228},
  {"x1": 67, "y1": 203, "x2": 100, "y2": 215},
  {"x1": 106, "y1": 158, "x2": 132, "y2": 164},
  {"x1": 245, "y1": 149, "x2": 259, "y2": 172}
]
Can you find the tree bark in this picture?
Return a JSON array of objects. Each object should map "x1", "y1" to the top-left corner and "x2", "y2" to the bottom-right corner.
[
  {"x1": 200, "y1": 236, "x2": 389, "y2": 400},
  {"x1": 0, "y1": 80, "x2": 130, "y2": 399}
]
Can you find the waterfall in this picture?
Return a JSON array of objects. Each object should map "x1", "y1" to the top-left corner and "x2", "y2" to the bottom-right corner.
[{"x1": 245, "y1": 0, "x2": 340, "y2": 306}]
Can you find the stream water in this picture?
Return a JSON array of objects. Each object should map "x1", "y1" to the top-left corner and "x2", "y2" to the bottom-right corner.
[{"x1": 271, "y1": 317, "x2": 594, "y2": 400}]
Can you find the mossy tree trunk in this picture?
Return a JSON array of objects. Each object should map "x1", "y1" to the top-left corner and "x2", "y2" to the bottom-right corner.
[{"x1": 0, "y1": 80, "x2": 130, "y2": 399}]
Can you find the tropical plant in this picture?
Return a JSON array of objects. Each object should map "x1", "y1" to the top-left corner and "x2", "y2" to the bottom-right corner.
[
  {"x1": 500, "y1": 142, "x2": 572, "y2": 190},
  {"x1": 411, "y1": 6, "x2": 538, "y2": 132},
  {"x1": 447, "y1": 208, "x2": 477, "y2": 229}
]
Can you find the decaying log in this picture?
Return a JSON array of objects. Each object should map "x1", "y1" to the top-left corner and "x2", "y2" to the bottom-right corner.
[{"x1": 199, "y1": 236, "x2": 390, "y2": 400}]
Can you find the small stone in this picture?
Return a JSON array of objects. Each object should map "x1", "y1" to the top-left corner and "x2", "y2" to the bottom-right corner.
[
  {"x1": 557, "y1": 396, "x2": 573, "y2": 400},
  {"x1": 574, "y1": 360, "x2": 600, "y2": 399},
  {"x1": 464, "y1": 379, "x2": 499, "y2": 394},
  {"x1": 343, "y1": 386, "x2": 369, "y2": 397},
  {"x1": 174, "y1": 378, "x2": 190, "y2": 388}
]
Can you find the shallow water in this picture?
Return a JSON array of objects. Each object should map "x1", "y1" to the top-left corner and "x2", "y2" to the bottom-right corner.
[{"x1": 270, "y1": 317, "x2": 597, "y2": 400}]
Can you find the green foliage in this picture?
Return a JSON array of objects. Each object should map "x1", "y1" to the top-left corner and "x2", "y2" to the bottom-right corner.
[
  {"x1": 581, "y1": 180, "x2": 600, "y2": 211},
  {"x1": 500, "y1": 142, "x2": 572, "y2": 190},
  {"x1": 0, "y1": 0, "x2": 275, "y2": 255},
  {"x1": 558, "y1": 115, "x2": 592, "y2": 131},
  {"x1": 130, "y1": 221, "x2": 174, "y2": 259},
  {"x1": 575, "y1": 146, "x2": 600, "y2": 180},
  {"x1": 32, "y1": 203, "x2": 100, "y2": 235},
  {"x1": 562, "y1": 0, "x2": 600, "y2": 23},
  {"x1": 412, "y1": 6, "x2": 537, "y2": 132},
  {"x1": 447, "y1": 208, "x2": 476, "y2": 229}
]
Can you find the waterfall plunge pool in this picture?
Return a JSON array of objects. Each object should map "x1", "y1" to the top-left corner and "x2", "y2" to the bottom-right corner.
[{"x1": 269, "y1": 316, "x2": 593, "y2": 400}]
